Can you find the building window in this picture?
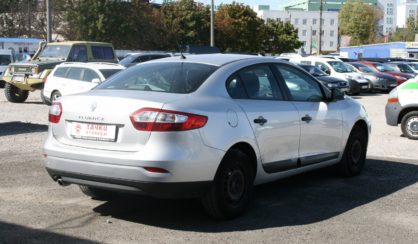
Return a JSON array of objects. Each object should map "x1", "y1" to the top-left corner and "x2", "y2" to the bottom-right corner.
[
  {"x1": 295, "y1": 18, "x2": 299, "y2": 25},
  {"x1": 313, "y1": 18, "x2": 317, "y2": 25},
  {"x1": 387, "y1": 17, "x2": 393, "y2": 24},
  {"x1": 387, "y1": 7, "x2": 393, "y2": 15},
  {"x1": 276, "y1": 18, "x2": 281, "y2": 22},
  {"x1": 321, "y1": 30, "x2": 325, "y2": 36},
  {"x1": 302, "y1": 41, "x2": 307, "y2": 47},
  {"x1": 302, "y1": 30, "x2": 307, "y2": 36},
  {"x1": 409, "y1": 9, "x2": 415, "y2": 17},
  {"x1": 321, "y1": 19, "x2": 325, "y2": 25},
  {"x1": 303, "y1": 18, "x2": 307, "y2": 25},
  {"x1": 330, "y1": 30, "x2": 334, "y2": 37},
  {"x1": 312, "y1": 30, "x2": 317, "y2": 36},
  {"x1": 330, "y1": 19, "x2": 334, "y2": 26},
  {"x1": 330, "y1": 41, "x2": 334, "y2": 47}
]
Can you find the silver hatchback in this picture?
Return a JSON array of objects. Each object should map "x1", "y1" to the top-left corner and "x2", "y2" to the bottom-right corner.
[{"x1": 44, "y1": 54, "x2": 371, "y2": 219}]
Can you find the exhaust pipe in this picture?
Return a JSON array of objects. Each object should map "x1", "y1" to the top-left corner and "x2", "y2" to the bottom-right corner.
[{"x1": 57, "y1": 178, "x2": 70, "y2": 187}]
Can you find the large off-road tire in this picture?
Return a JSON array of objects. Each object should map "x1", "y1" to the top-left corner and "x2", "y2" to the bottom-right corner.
[
  {"x1": 339, "y1": 125, "x2": 368, "y2": 176},
  {"x1": 4, "y1": 82, "x2": 29, "y2": 103},
  {"x1": 79, "y1": 185, "x2": 116, "y2": 200},
  {"x1": 40, "y1": 89, "x2": 51, "y2": 105},
  {"x1": 401, "y1": 111, "x2": 418, "y2": 140},
  {"x1": 201, "y1": 149, "x2": 254, "y2": 219}
]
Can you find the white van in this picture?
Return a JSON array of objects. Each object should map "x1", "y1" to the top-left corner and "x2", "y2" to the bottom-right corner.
[
  {"x1": 289, "y1": 56, "x2": 369, "y2": 94},
  {"x1": 0, "y1": 49, "x2": 14, "y2": 87}
]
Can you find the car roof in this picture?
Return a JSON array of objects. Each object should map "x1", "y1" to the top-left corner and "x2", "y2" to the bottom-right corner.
[
  {"x1": 152, "y1": 54, "x2": 267, "y2": 67},
  {"x1": 56, "y1": 62, "x2": 125, "y2": 69},
  {"x1": 48, "y1": 41, "x2": 112, "y2": 46}
]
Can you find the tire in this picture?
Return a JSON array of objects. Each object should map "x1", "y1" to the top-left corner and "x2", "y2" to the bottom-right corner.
[
  {"x1": 338, "y1": 125, "x2": 368, "y2": 176},
  {"x1": 50, "y1": 90, "x2": 61, "y2": 103},
  {"x1": 401, "y1": 111, "x2": 418, "y2": 140},
  {"x1": 201, "y1": 149, "x2": 254, "y2": 219},
  {"x1": 40, "y1": 89, "x2": 51, "y2": 105},
  {"x1": 79, "y1": 185, "x2": 116, "y2": 200},
  {"x1": 4, "y1": 82, "x2": 29, "y2": 103},
  {"x1": 0, "y1": 80, "x2": 5, "y2": 88}
]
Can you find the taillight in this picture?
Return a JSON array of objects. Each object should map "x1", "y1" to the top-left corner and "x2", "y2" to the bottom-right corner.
[
  {"x1": 49, "y1": 102, "x2": 62, "y2": 123},
  {"x1": 144, "y1": 167, "x2": 169, "y2": 173},
  {"x1": 130, "y1": 108, "x2": 208, "y2": 131},
  {"x1": 387, "y1": 98, "x2": 399, "y2": 103}
]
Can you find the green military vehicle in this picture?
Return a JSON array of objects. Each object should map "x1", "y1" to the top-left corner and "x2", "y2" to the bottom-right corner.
[{"x1": 2, "y1": 41, "x2": 118, "y2": 103}]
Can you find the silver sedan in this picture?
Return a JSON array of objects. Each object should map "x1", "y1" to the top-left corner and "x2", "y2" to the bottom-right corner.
[{"x1": 44, "y1": 54, "x2": 371, "y2": 219}]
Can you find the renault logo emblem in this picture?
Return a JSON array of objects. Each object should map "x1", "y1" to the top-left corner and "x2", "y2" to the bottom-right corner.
[{"x1": 90, "y1": 102, "x2": 97, "y2": 112}]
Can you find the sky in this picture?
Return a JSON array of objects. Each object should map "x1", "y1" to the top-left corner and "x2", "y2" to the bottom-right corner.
[{"x1": 153, "y1": 1, "x2": 287, "y2": 10}]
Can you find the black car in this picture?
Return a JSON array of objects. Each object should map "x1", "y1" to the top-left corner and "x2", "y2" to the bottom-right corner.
[
  {"x1": 348, "y1": 62, "x2": 397, "y2": 92},
  {"x1": 297, "y1": 64, "x2": 350, "y2": 93},
  {"x1": 119, "y1": 53, "x2": 171, "y2": 67}
]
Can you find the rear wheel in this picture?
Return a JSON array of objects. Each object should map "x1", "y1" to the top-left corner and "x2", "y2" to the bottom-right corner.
[
  {"x1": 201, "y1": 149, "x2": 254, "y2": 219},
  {"x1": 4, "y1": 82, "x2": 29, "y2": 103},
  {"x1": 338, "y1": 125, "x2": 368, "y2": 176},
  {"x1": 50, "y1": 90, "x2": 61, "y2": 102},
  {"x1": 401, "y1": 111, "x2": 418, "y2": 140},
  {"x1": 79, "y1": 185, "x2": 116, "y2": 200}
]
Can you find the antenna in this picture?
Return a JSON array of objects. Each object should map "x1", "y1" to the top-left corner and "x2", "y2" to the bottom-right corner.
[{"x1": 179, "y1": 45, "x2": 186, "y2": 59}]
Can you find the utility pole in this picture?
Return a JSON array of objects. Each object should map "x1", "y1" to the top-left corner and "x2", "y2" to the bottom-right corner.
[
  {"x1": 27, "y1": 0, "x2": 31, "y2": 37},
  {"x1": 210, "y1": 0, "x2": 215, "y2": 47},
  {"x1": 46, "y1": 0, "x2": 52, "y2": 43},
  {"x1": 318, "y1": 0, "x2": 323, "y2": 55}
]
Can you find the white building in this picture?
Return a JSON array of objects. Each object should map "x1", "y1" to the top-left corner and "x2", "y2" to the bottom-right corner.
[
  {"x1": 378, "y1": 0, "x2": 397, "y2": 35},
  {"x1": 397, "y1": 0, "x2": 418, "y2": 28},
  {"x1": 254, "y1": 6, "x2": 339, "y2": 53}
]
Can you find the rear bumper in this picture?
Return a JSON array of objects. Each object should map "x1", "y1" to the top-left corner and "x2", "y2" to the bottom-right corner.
[{"x1": 46, "y1": 168, "x2": 211, "y2": 198}]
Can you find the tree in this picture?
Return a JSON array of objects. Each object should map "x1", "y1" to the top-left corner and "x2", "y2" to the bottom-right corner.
[
  {"x1": 215, "y1": 2, "x2": 264, "y2": 53},
  {"x1": 263, "y1": 19, "x2": 303, "y2": 54},
  {"x1": 160, "y1": 0, "x2": 210, "y2": 50},
  {"x1": 339, "y1": 0, "x2": 382, "y2": 45},
  {"x1": 405, "y1": 16, "x2": 417, "y2": 41}
]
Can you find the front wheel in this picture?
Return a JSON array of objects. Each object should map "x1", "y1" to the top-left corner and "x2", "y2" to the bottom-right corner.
[
  {"x1": 401, "y1": 111, "x2": 418, "y2": 140},
  {"x1": 201, "y1": 149, "x2": 254, "y2": 219},
  {"x1": 4, "y1": 82, "x2": 29, "y2": 103},
  {"x1": 338, "y1": 125, "x2": 368, "y2": 176}
]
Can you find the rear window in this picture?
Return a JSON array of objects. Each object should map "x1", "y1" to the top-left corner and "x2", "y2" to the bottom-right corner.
[
  {"x1": 92, "y1": 46, "x2": 114, "y2": 60},
  {"x1": 53, "y1": 67, "x2": 69, "y2": 78},
  {"x1": 96, "y1": 62, "x2": 217, "y2": 94},
  {"x1": 99, "y1": 69, "x2": 123, "y2": 79},
  {"x1": 0, "y1": 55, "x2": 11, "y2": 65}
]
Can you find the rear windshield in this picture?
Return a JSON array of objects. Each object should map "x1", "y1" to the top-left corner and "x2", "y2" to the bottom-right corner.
[
  {"x1": 96, "y1": 62, "x2": 217, "y2": 93},
  {"x1": 39, "y1": 45, "x2": 71, "y2": 59},
  {"x1": 99, "y1": 69, "x2": 123, "y2": 79},
  {"x1": 0, "y1": 54, "x2": 11, "y2": 65},
  {"x1": 92, "y1": 46, "x2": 114, "y2": 60},
  {"x1": 327, "y1": 61, "x2": 351, "y2": 73}
]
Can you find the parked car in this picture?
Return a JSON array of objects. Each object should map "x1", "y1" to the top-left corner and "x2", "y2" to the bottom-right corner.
[
  {"x1": 0, "y1": 49, "x2": 14, "y2": 88},
  {"x1": 297, "y1": 63, "x2": 349, "y2": 93},
  {"x1": 119, "y1": 53, "x2": 171, "y2": 67},
  {"x1": 42, "y1": 62, "x2": 125, "y2": 104},
  {"x1": 347, "y1": 62, "x2": 397, "y2": 92},
  {"x1": 385, "y1": 62, "x2": 417, "y2": 76},
  {"x1": 44, "y1": 54, "x2": 371, "y2": 219},
  {"x1": 386, "y1": 79, "x2": 418, "y2": 140},
  {"x1": 406, "y1": 62, "x2": 418, "y2": 73},
  {"x1": 358, "y1": 61, "x2": 414, "y2": 85},
  {"x1": 2, "y1": 41, "x2": 118, "y2": 103},
  {"x1": 290, "y1": 56, "x2": 369, "y2": 94}
]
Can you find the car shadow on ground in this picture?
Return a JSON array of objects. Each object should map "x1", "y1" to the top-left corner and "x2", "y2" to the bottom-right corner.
[
  {"x1": 0, "y1": 121, "x2": 47, "y2": 136},
  {"x1": 92, "y1": 157, "x2": 418, "y2": 232},
  {"x1": 0, "y1": 221, "x2": 97, "y2": 243}
]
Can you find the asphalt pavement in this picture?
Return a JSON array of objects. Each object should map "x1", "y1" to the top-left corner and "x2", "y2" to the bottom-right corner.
[{"x1": 0, "y1": 90, "x2": 417, "y2": 244}]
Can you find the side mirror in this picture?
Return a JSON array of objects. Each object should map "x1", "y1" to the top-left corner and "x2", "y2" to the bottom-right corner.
[
  {"x1": 91, "y1": 78, "x2": 101, "y2": 84},
  {"x1": 325, "y1": 69, "x2": 331, "y2": 75},
  {"x1": 331, "y1": 88, "x2": 344, "y2": 101}
]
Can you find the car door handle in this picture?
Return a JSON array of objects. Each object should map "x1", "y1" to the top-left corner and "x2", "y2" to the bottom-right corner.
[
  {"x1": 254, "y1": 116, "x2": 267, "y2": 126},
  {"x1": 301, "y1": 115, "x2": 312, "y2": 123}
]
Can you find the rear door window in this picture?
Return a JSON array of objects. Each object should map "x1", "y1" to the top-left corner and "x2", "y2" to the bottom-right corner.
[
  {"x1": 69, "y1": 45, "x2": 87, "y2": 62},
  {"x1": 82, "y1": 68, "x2": 100, "y2": 82},
  {"x1": 92, "y1": 46, "x2": 114, "y2": 60}
]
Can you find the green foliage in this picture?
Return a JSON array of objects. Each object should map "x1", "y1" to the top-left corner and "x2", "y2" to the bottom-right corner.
[
  {"x1": 405, "y1": 16, "x2": 417, "y2": 41},
  {"x1": 263, "y1": 19, "x2": 303, "y2": 54},
  {"x1": 160, "y1": 0, "x2": 210, "y2": 50},
  {"x1": 339, "y1": 0, "x2": 382, "y2": 45},
  {"x1": 214, "y1": 2, "x2": 265, "y2": 52}
]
